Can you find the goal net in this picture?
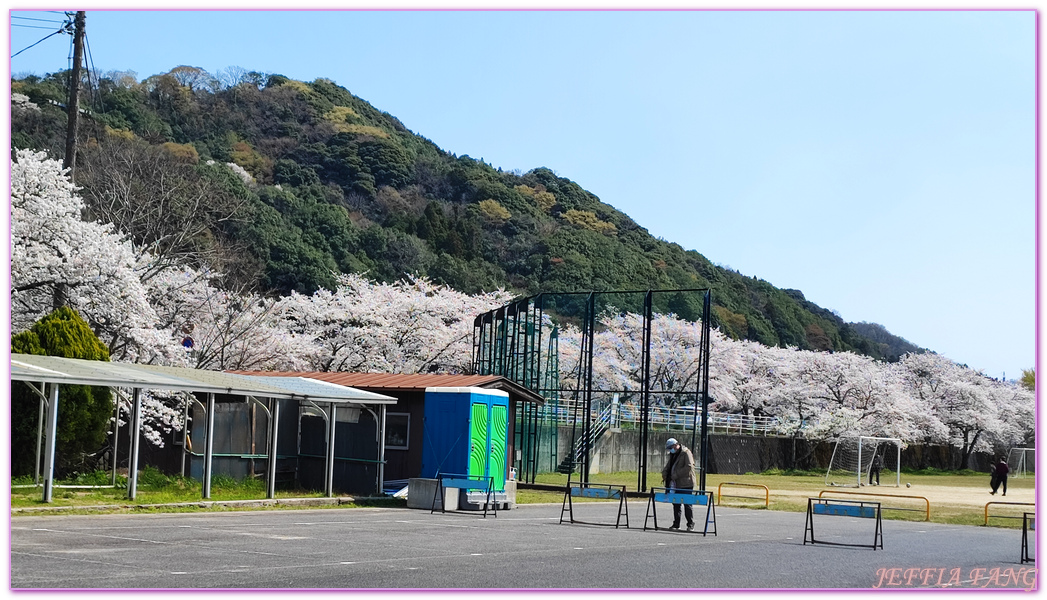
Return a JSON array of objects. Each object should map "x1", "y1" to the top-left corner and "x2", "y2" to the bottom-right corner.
[
  {"x1": 1007, "y1": 447, "x2": 1035, "y2": 479},
  {"x1": 825, "y1": 436, "x2": 902, "y2": 487}
]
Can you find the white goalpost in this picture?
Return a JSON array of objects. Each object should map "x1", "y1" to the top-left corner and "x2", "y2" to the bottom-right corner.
[
  {"x1": 825, "y1": 436, "x2": 903, "y2": 487},
  {"x1": 1007, "y1": 447, "x2": 1035, "y2": 479}
]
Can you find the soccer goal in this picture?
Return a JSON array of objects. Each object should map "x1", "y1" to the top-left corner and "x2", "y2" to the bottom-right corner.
[
  {"x1": 1007, "y1": 447, "x2": 1035, "y2": 479},
  {"x1": 825, "y1": 436, "x2": 903, "y2": 487}
]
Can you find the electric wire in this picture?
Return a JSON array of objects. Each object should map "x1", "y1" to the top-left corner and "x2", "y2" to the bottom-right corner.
[
  {"x1": 12, "y1": 16, "x2": 66, "y2": 23},
  {"x1": 12, "y1": 24, "x2": 63, "y2": 30},
  {"x1": 11, "y1": 28, "x2": 66, "y2": 58},
  {"x1": 84, "y1": 32, "x2": 107, "y2": 120}
]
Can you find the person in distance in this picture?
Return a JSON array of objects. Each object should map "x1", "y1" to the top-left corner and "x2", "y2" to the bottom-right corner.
[{"x1": 661, "y1": 437, "x2": 696, "y2": 531}]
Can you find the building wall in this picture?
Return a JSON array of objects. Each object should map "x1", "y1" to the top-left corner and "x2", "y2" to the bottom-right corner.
[
  {"x1": 382, "y1": 391, "x2": 425, "y2": 483},
  {"x1": 185, "y1": 397, "x2": 299, "y2": 484},
  {"x1": 175, "y1": 389, "x2": 521, "y2": 494}
]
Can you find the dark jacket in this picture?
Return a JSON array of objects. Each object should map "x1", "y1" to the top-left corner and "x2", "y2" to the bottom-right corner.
[
  {"x1": 662, "y1": 445, "x2": 696, "y2": 489},
  {"x1": 995, "y1": 461, "x2": 1010, "y2": 477}
]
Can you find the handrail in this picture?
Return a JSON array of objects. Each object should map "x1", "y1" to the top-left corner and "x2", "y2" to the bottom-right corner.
[
  {"x1": 984, "y1": 501, "x2": 1035, "y2": 526},
  {"x1": 540, "y1": 399, "x2": 787, "y2": 435},
  {"x1": 717, "y1": 482, "x2": 769, "y2": 507},
  {"x1": 818, "y1": 490, "x2": 930, "y2": 521}
]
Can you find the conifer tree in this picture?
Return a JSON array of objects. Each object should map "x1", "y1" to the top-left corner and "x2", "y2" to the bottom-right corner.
[{"x1": 11, "y1": 307, "x2": 113, "y2": 477}]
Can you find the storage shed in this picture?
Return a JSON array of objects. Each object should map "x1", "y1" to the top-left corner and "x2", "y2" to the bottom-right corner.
[{"x1": 231, "y1": 372, "x2": 544, "y2": 491}]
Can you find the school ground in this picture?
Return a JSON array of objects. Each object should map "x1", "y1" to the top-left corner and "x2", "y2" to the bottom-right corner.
[{"x1": 10, "y1": 499, "x2": 1036, "y2": 590}]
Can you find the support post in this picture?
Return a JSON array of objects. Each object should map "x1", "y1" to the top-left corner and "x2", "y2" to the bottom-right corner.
[
  {"x1": 41, "y1": 383, "x2": 60, "y2": 503},
  {"x1": 581, "y1": 292, "x2": 596, "y2": 484},
  {"x1": 640, "y1": 290, "x2": 653, "y2": 492},
  {"x1": 858, "y1": 440, "x2": 864, "y2": 488},
  {"x1": 267, "y1": 399, "x2": 280, "y2": 499},
  {"x1": 203, "y1": 392, "x2": 215, "y2": 499},
  {"x1": 127, "y1": 388, "x2": 142, "y2": 499},
  {"x1": 896, "y1": 443, "x2": 902, "y2": 488},
  {"x1": 326, "y1": 404, "x2": 339, "y2": 498},
  {"x1": 698, "y1": 290, "x2": 712, "y2": 492},
  {"x1": 112, "y1": 391, "x2": 121, "y2": 487},
  {"x1": 35, "y1": 386, "x2": 46, "y2": 485},
  {"x1": 180, "y1": 395, "x2": 191, "y2": 478},
  {"x1": 377, "y1": 403, "x2": 386, "y2": 495}
]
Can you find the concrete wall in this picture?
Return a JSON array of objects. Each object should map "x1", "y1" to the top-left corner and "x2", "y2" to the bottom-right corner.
[{"x1": 549, "y1": 426, "x2": 995, "y2": 475}]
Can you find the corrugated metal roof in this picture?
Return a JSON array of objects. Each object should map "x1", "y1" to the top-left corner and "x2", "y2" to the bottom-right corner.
[
  {"x1": 230, "y1": 371, "x2": 546, "y2": 404},
  {"x1": 11, "y1": 354, "x2": 397, "y2": 404}
]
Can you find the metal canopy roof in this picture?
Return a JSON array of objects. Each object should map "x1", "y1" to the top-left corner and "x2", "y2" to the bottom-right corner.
[
  {"x1": 230, "y1": 370, "x2": 546, "y2": 405},
  {"x1": 10, "y1": 354, "x2": 397, "y2": 404}
]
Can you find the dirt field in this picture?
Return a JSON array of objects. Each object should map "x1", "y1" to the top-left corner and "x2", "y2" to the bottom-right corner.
[
  {"x1": 715, "y1": 473, "x2": 1036, "y2": 525},
  {"x1": 536, "y1": 470, "x2": 1037, "y2": 526}
]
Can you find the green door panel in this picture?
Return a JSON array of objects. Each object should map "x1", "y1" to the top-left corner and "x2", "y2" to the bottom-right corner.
[
  {"x1": 490, "y1": 404, "x2": 508, "y2": 490},
  {"x1": 469, "y1": 402, "x2": 489, "y2": 478}
]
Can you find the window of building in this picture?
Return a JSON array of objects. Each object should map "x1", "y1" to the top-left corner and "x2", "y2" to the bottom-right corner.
[{"x1": 385, "y1": 413, "x2": 410, "y2": 450}]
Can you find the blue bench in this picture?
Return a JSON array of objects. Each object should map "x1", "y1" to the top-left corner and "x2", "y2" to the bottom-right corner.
[
  {"x1": 644, "y1": 487, "x2": 716, "y2": 536},
  {"x1": 560, "y1": 480, "x2": 629, "y2": 528},
  {"x1": 804, "y1": 498, "x2": 882, "y2": 549},
  {"x1": 431, "y1": 473, "x2": 496, "y2": 518}
]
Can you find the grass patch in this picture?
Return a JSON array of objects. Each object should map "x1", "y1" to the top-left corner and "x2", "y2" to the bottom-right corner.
[{"x1": 11, "y1": 469, "x2": 365, "y2": 513}]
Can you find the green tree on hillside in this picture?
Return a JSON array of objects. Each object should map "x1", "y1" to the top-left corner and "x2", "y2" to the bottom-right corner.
[
  {"x1": 1021, "y1": 368, "x2": 1034, "y2": 391},
  {"x1": 11, "y1": 307, "x2": 114, "y2": 478}
]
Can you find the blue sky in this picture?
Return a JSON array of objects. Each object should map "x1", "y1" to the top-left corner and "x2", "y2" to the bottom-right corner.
[{"x1": 6, "y1": 8, "x2": 1036, "y2": 380}]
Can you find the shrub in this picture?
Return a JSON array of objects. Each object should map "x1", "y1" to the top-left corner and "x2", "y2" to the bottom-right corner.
[
  {"x1": 70, "y1": 470, "x2": 115, "y2": 486},
  {"x1": 11, "y1": 307, "x2": 113, "y2": 478},
  {"x1": 138, "y1": 465, "x2": 173, "y2": 489}
]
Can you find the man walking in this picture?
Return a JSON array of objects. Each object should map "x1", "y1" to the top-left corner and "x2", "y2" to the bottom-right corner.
[
  {"x1": 661, "y1": 437, "x2": 696, "y2": 531},
  {"x1": 991, "y1": 457, "x2": 1010, "y2": 496}
]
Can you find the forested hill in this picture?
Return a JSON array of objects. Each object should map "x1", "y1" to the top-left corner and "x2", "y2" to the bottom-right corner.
[{"x1": 11, "y1": 68, "x2": 924, "y2": 362}]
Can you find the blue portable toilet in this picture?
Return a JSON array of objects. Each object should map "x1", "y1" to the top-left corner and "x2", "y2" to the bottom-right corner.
[{"x1": 420, "y1": 387, "x2": 509, "y2": 492}]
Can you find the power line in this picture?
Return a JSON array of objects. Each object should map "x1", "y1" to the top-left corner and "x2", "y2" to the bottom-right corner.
[
  {"x1": 11, "y1": 28, "x2": 66, "y2": 58},
  {"x1": 84, "y1": 32, "x2": 104, "y2": 117},
  {"x1": 12, "y1": 16, "x2": 66, "y2": 23},
  {"x1": 12, "y1": 24, "x2": 63, "y2": 30}
]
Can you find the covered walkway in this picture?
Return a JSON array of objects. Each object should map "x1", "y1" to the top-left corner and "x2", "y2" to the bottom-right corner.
[{"x1": 10, "y1": 354, "x2": 396, "y2": 502}]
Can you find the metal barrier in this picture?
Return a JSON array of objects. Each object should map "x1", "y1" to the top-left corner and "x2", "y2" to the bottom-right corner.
[
  {"x1": 431, "y1": 473, "x2": 496, "y2": 518},
  {"x1": 804, "y1": 498, "x2": 883, "y2": 550},
  {"x1": 819, "y1": 490, "x2": 930, "y2": 521},
  {"x1": 560, "y1": 482, "x2": 630, "y2": 528},
  {"x1": 717, "y1": 482, "x2": 769, "y2": 507},
  {"x1": 644, "y1": 487, "x2": 716, "y2": 536},
  {"x1": 984, "y1": 501, "x2": 1034, "y2": 526},
  {"x1": 1022, "y1": 512, "x2": 1035, "y2": 563}
]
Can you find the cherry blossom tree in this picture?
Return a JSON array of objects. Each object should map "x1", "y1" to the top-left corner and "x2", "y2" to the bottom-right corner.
[
  {"x1": 281, "y1": 274, "x2": 513, "y2": 374},
  {"x1": 550, "y1": 307, "x2": 1034, "y2": 460},
  {"x1": 711, "y1": 337, "x2": 779, "y2": 417},
  {"x1": 147, "y1": 265, "x2": 311, "y2": 372},
  {"x1": 11, "y1": 149, "x2": 164, "y2": 362}
]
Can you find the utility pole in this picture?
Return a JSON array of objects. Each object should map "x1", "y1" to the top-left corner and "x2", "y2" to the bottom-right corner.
[
  {"x1": 55, "y1": 11, "x2": 85, "y2": 310},
  {"x1": 62, "y1": 11, "x2": 85, "y2": 177}
]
